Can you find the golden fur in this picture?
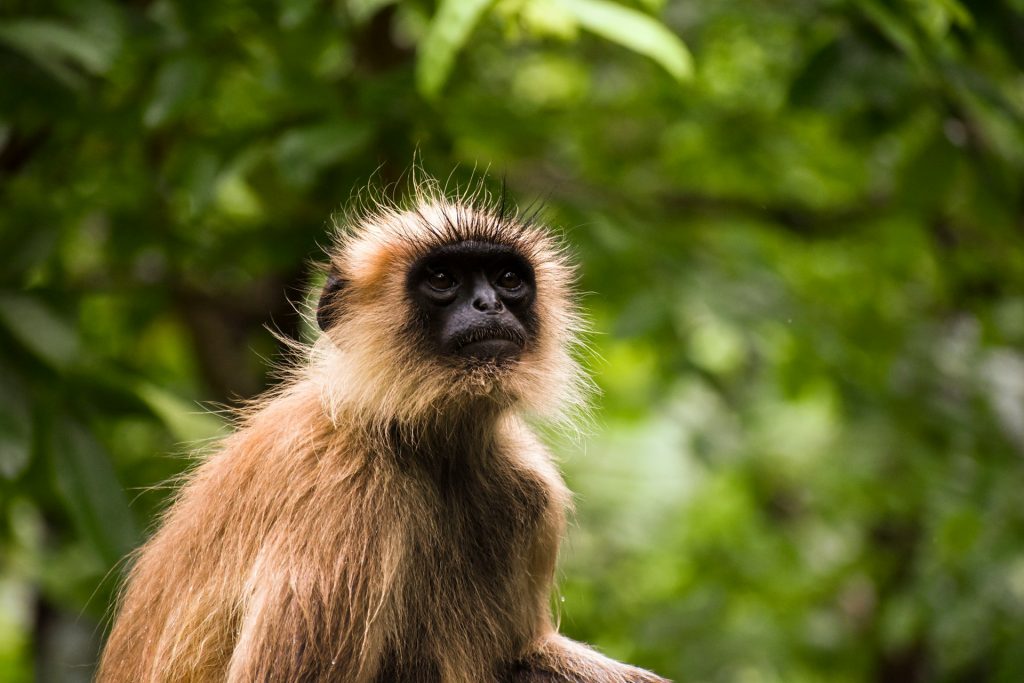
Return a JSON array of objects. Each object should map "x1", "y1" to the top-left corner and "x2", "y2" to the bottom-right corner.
[{"x1": 97, "y1": 184, "x2": 668, "y2": 682}]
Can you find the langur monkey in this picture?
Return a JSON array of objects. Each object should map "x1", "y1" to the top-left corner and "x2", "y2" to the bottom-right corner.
[{"x1": 98, "y1": 184, "x2": 669, "y2": 683}]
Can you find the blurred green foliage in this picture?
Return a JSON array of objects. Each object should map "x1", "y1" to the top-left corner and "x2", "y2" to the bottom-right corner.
[{"x1": 2, "y1": 0, "x2": 1024, "y2": 681}]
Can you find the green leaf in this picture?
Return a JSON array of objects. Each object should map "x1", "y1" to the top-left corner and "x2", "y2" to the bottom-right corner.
[
  {"x1": 900, "y1": 129, "x2": 960, "y2": 212},
  {"x1": 213, "y1": 170, "x2": 265, "y2": 220},
  {"x1": 143, "y1": 56, "x2": 208, "y2": 128},
  {"x1": 0, "y1": 371, "x2": 32, "y2": 480},
  {"x1": 788, "y1": 38, "x2": 843, "y2": 108},
  {"x1": 0, "y1": 19, "x2": 114, "y2": 88},
  {"x1": 857, "y1": 0, "x2": 925, "y2": 66},
  {"x1": 0, "y1": 294, "x2": 79, "y2": 371},
  {"x1": 274, "y1": 120, "x2": 373, "y2": 187},
  {"x1": 279, "y1": 0, "x2": 321, "y2": 28},
  {"x1": 134, "y1": 382, "x2": 224, "y2": 444},
  {"x1": 347, "y1": 0, "x2": 398, "y2": 25},
  {"x1": 559, "y1": 0, "x2": 693, "y2": 81},
  {"x1": 416, "y1": 0, "x2": 496, "y2": 98},
  {"x1": 49, "y1": 417, "x2": 137, "y2": 564}
]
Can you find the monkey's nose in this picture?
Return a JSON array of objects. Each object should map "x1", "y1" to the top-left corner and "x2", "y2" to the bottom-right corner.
[{"x1": 472, "y1": 291, "x2": 504, "y2": 313}]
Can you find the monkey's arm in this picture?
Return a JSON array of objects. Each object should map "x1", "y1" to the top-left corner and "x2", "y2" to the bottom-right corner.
[
  {"x1": 512, "y1": 439, "x2": 671, "y2": 683},
  {"x1": 513, "y1": 632, "x2": 670, "y2": 683},
  {"x1": 224, "y1": 539, "x2": 396, "y2": 683},
  {"x1": 222, "y1": 464, "x2": 403, "y2": 683}
]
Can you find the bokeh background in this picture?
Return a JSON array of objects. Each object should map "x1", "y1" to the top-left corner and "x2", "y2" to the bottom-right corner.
[{"x1": 2, "y1": 0, "x2": 1024, "y2": 680}]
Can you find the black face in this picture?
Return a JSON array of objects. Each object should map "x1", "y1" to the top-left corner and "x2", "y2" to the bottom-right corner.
[{"x1": 406, "y1": 241, "x2": 538, "y2": 363}]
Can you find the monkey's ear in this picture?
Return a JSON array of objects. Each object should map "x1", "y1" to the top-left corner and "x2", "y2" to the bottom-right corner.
[{"x1": 317, "y1": 273, "x2": 347, "y2": 331}]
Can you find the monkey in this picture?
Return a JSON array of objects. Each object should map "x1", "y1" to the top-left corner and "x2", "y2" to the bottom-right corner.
[{"x1": 97, "y1": 182, "x2": 669, "y2": 683}]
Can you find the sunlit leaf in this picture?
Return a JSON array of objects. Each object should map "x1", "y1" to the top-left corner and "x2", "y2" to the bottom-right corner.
[
  {"x1": 134, "y1": 382, "x2": 224, "y2": 444},
  {"x1": 938, "y1": 0, "x2": 973, "y2": 28},
  {"x1": 214, "y1": 171, "x2": 265, "y2": 221},
  {"x1": 518, "y1": 0, "x2": 579, "y2": 40},
  {"x1": 559, "y1": 0, "x2": 693, "y2": 81},
  {"x1": 416, "y1": 0, "x2": 495, "y2": 98}
]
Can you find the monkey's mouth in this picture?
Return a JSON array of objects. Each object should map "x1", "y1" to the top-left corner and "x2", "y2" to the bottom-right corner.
[{"x1": 452, "y1": 325, "x2": 525, "y2": 361}]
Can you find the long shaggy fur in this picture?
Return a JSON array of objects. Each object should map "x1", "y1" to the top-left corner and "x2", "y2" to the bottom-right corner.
[{"x1": 97, "y1": 181, "x2": 667, "y2": 683}]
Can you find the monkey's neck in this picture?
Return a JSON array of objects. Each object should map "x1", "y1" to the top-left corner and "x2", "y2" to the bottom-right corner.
[{"x1": 380, "y1": 403, "x2": 508, "y2": 474}]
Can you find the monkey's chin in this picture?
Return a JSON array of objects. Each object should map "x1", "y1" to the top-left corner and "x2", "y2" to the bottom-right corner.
[{"x1": 457, "y1": 339, "x2": 522, "y2": 362}]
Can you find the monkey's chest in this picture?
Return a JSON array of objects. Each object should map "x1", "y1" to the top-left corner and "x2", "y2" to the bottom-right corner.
[
  {"x1": 410, "y1": 467, "x2": 546, "y2": 592},
  {"x1": 383, "y1": 466, "x2": 549, "y2": 680}
]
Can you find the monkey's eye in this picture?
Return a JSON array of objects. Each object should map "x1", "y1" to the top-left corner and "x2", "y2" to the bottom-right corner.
[
  {"x1": 496, "y1": 270, "x2": 522, "y2": 290},
  {"x1": 427, "y1": 270, "x2": 456, "y2": 291}
]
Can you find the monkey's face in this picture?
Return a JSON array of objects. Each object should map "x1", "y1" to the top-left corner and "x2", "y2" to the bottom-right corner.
[
  {"x1": 406, "y1": 241, "x2": 539, "y2": 364},
  {"x1": 314, "y1": 200, "x2": 585, "y2": 423}
]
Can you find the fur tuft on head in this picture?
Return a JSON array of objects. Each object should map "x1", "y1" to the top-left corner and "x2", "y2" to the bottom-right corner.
[{"x1": 308, "y1": 177, "x2": 589, "y2": 432}]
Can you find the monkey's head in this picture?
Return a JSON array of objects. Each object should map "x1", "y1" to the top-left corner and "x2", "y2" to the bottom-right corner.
[{"x1": 312, "y1": 192, "x2": 586, "y2": 427}]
